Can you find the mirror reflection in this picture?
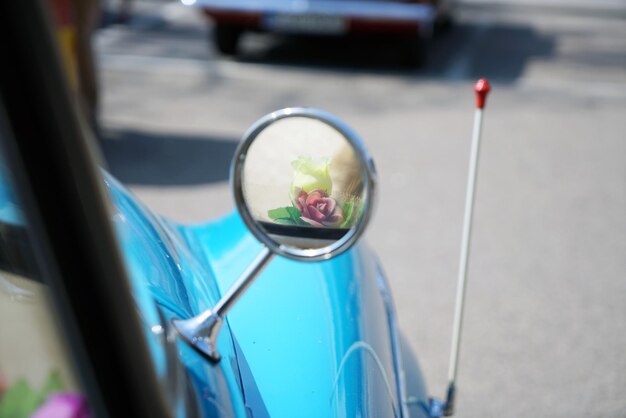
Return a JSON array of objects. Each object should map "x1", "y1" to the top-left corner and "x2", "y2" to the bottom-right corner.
[{"x1": 242, "y1": 116, "x2": 366, "y2": 251}]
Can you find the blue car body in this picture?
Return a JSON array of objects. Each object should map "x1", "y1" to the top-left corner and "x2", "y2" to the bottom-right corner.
[{"x1": 0, "y1": 164, "x2": 431, "y2": 417}]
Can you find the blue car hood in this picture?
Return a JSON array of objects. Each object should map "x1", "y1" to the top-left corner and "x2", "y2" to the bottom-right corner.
[{"x1": 104, "y1": 174, "x2": 405, "y2": 417}]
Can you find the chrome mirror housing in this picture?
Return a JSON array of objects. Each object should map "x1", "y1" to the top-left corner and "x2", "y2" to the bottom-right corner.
[
  {"x1": 233, "y1": 107, "x2": 376, "y2": 261},
  {"x1": 173, "y1": 108, "x2": 376, "y2": 361}
]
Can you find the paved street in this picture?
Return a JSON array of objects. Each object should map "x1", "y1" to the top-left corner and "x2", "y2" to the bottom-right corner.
[{"x1": 96, "y1": 1, "x2": 626, "y2": 416}]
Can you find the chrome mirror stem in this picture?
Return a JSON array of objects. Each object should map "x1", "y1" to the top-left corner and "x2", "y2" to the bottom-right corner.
[{"x1": 172, "y1": 247, "x2": 274, "y2": 362}]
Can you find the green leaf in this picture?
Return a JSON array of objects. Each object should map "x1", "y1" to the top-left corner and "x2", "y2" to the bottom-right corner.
[
  {"x1": 0, "y1": 379, "x2": 41, "y2": 418},
  {"x1": 357, "y1": 200, "x2": 364, "y2": 222},
  {"x1": 268, "y1": 207, "x2": 291, "y2": 220},
  {"x1": 268, "y1": 206, "x2": 306, "y2": 226},
  {"x1": 39, "y1": 370, "x2": 65, "y2": 399},
  {"x1": 273, "y1": 218, "x2": 297, "y2": 225},
  {"x1": 0, "y1": 370, "x2": 66, "y2": 418},
  {"x1": 284, "y1": 207, "x2": 303, "y2": 222},
  {"x1": 339, "y1": 197, "x2": 365, "y2": 228},
  {"x1": 340, "y1": 198, "x2": 356, "y2": 228},
  {"x1": 286, "y1": 207, "x2": 307, "y2": 225}
]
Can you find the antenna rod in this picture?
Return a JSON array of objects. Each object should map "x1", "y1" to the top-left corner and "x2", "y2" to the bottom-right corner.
[{"x1": 444, "y1": 78, "x2": 491, "y2": 416}]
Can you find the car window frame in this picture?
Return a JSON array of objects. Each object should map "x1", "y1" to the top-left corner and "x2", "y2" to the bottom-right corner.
[{"x1": 0, "y1": 1, "x2": 171, "y2": 417}]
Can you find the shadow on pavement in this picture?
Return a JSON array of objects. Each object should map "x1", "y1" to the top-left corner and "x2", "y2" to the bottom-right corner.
[
  {"x1": 96, "y1": 4, "x2": 556, "y2": 82},
  {"x1": 101, "y1": 129, "x2": 238, "y2": 186},
  {"x1": 235, "y1": 22, "x2": 555, "y2": 82},
  {"x1": 426, "y1": 23, "x2": 555, "y2": 80}
]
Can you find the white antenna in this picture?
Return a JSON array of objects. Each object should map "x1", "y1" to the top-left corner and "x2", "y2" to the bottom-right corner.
[{"x1": 443, "y1": 78, "x2": 491, "y2": 416}]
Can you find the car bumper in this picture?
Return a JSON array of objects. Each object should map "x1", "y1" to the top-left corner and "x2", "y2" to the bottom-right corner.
[{"x1": 185, "y1": 0, "x2": 437, "y2": 36}]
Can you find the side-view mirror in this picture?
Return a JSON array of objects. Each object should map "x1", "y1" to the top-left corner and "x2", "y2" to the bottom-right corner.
[
  {"x1": 173, "y1": 108, "x2": 376, "y2": 361},
  {"x1": 233, "y1": 107, "x2": 376, "y2": 260}
]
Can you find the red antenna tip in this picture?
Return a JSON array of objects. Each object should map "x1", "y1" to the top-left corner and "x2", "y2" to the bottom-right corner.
[{"x1": 474, "y1": 78, "x2": 491, "y2": 109}]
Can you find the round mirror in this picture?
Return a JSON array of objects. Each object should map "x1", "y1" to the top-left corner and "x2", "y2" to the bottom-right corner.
[{"x1": 232, "y1": 108, "x2": 376, "y2": 261}]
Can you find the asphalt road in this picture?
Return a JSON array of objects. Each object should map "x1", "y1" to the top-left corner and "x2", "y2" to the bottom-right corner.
[{"x1": 96, "y1": 1, "x2": 626, "y2": 417}]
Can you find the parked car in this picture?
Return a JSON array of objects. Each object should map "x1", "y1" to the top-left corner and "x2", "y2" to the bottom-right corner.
[
  {"x1": 187, "y1": 0, "x2": 454, "y2": 65},
  {"x1": 0, "y1": 0, "x2": 480, "y2": 417}
]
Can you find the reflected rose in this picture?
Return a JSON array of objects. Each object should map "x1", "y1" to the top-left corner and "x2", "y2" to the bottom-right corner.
[
  {"x1": 31, "y1": 393, "x2": 90, "y2": 418},
  {"x1": 290, "y1": 156, "x2": 332, "y2": 197},
  {"x1": 296, "y1": 189, "x2": 343, "y2": 227}
]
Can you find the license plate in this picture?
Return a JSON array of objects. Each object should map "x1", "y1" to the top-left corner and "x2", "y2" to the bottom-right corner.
[{"x1": 264, "y1": 14, "x2": 347, "y2": 35}]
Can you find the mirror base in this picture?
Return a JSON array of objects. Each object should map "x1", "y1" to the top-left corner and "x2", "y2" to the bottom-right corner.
[
  {"x1": 172, "y1": 314, "x2": 223, "y2": 362},
  {"x1": 171, "y1": 248, "x2": 273, "y2": 362}
]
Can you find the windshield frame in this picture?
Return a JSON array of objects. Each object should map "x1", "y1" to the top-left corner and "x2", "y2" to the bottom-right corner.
[{"x1": 0, "y1": 1, "x2": 171, "y2": 416}]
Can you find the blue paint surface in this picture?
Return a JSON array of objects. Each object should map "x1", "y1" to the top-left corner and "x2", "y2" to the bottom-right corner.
[
  {"x1": 0, "y1": 167, "x2": 430, "y2": 417},
  {"x1": 103, "y1": 174, "x2": 247, "y2": 417},
  {"x1": 184, "y1": 213, "x2": 411, "y2": 417},
  {"x1": 0, "y1": 161, "x2": 25, "y2": 225}
]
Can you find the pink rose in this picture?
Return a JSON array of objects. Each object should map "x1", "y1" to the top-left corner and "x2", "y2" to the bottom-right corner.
[
  {"x1": 31, "y1": 393, "x2": 90, "y2": 418},
  {"x1": 295, "y1": 189, "x2": 343, "y2": 227}
]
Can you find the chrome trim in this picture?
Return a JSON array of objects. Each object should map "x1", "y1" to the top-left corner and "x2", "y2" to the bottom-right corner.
[
  {"x1": 174, "y1": 108, "x2": 376, "y2": 360},
  {"x1": 231, "y1": 107, "x2": 377, "y2": 262},
  {"x1": 187, "y1": 0, "x2": 437, "y2": 24},
  {"x1": 156, "y1": 306, "x2": 186, "y2": 413},
  {"x1": 374, "y1": 258, "x2": 445, "y2": 418},
  {"x1": 172, "y1": 247, "x2": 273, "y2": 362},
  {"x1": 373, "y1": 259, "x2": 409, "y2": 418}
]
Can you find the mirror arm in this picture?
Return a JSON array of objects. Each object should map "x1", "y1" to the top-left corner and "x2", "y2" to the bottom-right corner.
[
  {"x1": 215, "y1": 246, "x2": 274, "y2": 316},
  {"x1": 172, "y1": 247, "x2": 274, "y2": 362}
]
